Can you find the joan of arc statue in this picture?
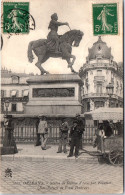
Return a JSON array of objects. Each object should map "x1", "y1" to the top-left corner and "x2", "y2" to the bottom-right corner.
[{"x1": 47, "y1": 13, "x2": 69, "y2": 52}]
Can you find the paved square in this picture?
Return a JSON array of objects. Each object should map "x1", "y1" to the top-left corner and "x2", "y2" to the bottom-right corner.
[{"x1": 1, "y1": 158, "x2": 123, "y2": 194}]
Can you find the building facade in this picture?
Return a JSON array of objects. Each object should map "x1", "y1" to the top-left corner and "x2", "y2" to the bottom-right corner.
[
  {"x1": 1, "y1": 68, "x2": 31, "y2": 114},
  {"x1": 79, "y1": 36, "x2": 123, "y2": 115}
]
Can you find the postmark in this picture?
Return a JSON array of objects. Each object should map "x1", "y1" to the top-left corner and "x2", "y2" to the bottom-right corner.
[
  {"x1": 93, "y1": 3, "x2": 118, "y2": 35},
  {"x1": 2, "y1": 2, "x2": 35, "y2": 34}
]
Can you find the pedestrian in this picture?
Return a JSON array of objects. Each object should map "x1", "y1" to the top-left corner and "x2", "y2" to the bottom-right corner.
[
  {"x1": 67, "y1": 119, "x2": 84, "y2": 158},
  {"x1": 3, "y1": 115, "x2": 18, "y2": 153},
  {"x1": 38, "y1": 116, "x2": 48, "y2": 150},
  {"x1": 35, "y1": 118, "x2": 41, "y2": 146},
  {"x1": 75, "y1": 113, "x2": 85, "y2": 149},
  {"x1": 57, "y1": 118, "x2": 69, "y2": 153},
  {"x1": 103, "y1": 121, "x2": 113, "y2": 137},
  {"x1": 93, "y1": 125, "x2": 105, "y2": 148}
]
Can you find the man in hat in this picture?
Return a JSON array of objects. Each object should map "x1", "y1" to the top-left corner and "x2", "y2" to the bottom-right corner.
[
  {"x1": 47, "y1": 13, "x2": 69, "y2": 53},
  {"x1": 37, "y1": 116, "x2": 48, "y2": 150},
  {"x1": 67, "y1": 119, "x2": 84, "y2": 158},
  {"x1": 103, "y1": 120, "x2": 113, "y2": 137},
  {"x1": 75, "y1": 113, "x2": 85, "y2": 149},
  {"x1": 35, "y1": 118, "x2": 41, "y2": 146},
  {"x1": 57, "y1": 118, "x2": 69, "y2": 153}
]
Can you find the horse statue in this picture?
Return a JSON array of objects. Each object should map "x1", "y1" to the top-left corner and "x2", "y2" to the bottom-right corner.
[{"x1": 28, "y1": 30, "x2": 83, "y2": 75}]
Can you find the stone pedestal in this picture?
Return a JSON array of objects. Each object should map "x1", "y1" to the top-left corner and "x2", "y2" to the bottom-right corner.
[{"x1": 25, "y1": 74, "x2": 83, "y2": 116}]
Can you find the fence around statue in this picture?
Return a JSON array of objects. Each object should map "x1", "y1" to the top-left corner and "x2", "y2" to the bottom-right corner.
[{"x1": 1, "y1": 122, "x2": 97, "y2": 144}]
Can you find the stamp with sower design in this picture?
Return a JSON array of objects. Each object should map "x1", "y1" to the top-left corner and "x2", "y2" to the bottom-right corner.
[
  {"x1": 93, "y1": 3, "x2": 118, "y2": 35},
  {"x1": 2, "y1": 2, "x2": 35, "y2": 34}
]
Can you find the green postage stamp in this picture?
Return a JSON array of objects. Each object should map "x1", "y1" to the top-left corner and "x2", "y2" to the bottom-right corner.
[
  {"x1": 3, "y1": 2, "x2": 29, "y2": 33},
  {"x1": 93, "y1": 3, "x2": 118, "y2": 35}
]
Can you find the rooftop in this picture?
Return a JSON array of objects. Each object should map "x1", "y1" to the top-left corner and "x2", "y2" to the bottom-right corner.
[{"x1": 88, "y1": 36, "x2": 112, "y2": 60}]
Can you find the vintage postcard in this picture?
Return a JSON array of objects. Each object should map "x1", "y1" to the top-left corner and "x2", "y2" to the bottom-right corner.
[{"x1": 0, "y1": 0, "x2": 123, "y2": 194}]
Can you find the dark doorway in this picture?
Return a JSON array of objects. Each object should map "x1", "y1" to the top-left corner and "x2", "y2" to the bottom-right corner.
[{"x1": 12, "y1": 103, "x2": 17, "y2": 112}]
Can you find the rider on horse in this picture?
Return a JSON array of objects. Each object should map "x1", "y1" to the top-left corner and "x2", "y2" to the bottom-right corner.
[{"x1": 47, "y1": 13, "x2": 69, "y2": 53}]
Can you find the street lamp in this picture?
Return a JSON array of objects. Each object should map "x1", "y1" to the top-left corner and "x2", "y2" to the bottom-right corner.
[
  {"x1": 5, "y1": 100, "x2": 9, "y2": 115},
  {"x1": 106, "y1": 83, "x2": 114, "y2": 107}
]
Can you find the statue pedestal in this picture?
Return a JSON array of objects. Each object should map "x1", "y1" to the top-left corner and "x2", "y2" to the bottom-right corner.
[{"x1": 25, "y1": 74, "x2": 83, "y2": 116}]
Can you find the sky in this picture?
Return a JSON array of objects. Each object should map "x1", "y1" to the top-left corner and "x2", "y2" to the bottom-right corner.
[{"x1": 1, "y1": 0, "x2": 123, "y2": 75}]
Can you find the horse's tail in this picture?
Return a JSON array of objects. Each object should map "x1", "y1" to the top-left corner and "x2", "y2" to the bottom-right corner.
[{"x1": 28, "y1": 41, "x2": 34, "y2": 63}]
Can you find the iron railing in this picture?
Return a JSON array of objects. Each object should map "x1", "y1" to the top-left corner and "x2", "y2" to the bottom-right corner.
[{"x1": 0, "y1": 123, "x2": 97, "y2": 144}]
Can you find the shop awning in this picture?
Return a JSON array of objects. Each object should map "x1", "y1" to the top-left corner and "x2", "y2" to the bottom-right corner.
[{"x1": 84, "y1": 108, "x2": 123, "y2": 121}]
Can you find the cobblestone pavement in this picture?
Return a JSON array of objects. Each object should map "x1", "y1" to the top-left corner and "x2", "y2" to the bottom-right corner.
[{"x1": 0, "y1": 158, "x2": 123, "y2": 194}]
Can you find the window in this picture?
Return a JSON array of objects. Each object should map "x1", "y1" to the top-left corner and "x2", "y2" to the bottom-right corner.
[
  {"x1": 94, "y1": 120, "x2": 98, "y2": 127},
  {"x1": 86, "y1": 72, "x2": 88, "y2": 78},
  {"x1": 22, "y1": 90, "x2": 29, "y2": 97},
  {"x1": 1, "y1": 102, "x2": 4, "y2": 113},
  {"x1": 87, "y1": 102, "x2": 90, "y2": 111},
  {"x1": 120, "y1": 83, "x2": 123, "y2": 91},
  {"x1": 12, "y1": 104, "x2": 17, "y2": 112},
  {"x1": 11, "y1": 76, "x2": 19, "y2": 84},
  {"x1": 95, "y1": 101, "x2": 104, "y2": 108},
  {"x1": 116, "y1": 81, "x2": 119, "y2": 92},
  {"x1": 97, "y1": 70, "x2": 102, "y2": 76},
  {"x1": 11, "y1": 90, "x2": 17, "y2": 97},
  {"x1": 111, "y1": 77, "x2": 114, "y2": 83},
  {"x1": 1, "y1": 90, "x2": 6, "y2": 97},
  {"x1": 116, "y1": 103, "x2": 118, "y2": 107},
  {"x1": 82, "y1": 87, "x2": 84, "y2": 95},
  {"x1": 111, "y1": 72, "x2": 114, "y2": 83},
  {"x1": 96, "y1": 84, "x2": 102, "y2": 93},
  {"x1": 98, "y1": 45, "x2": 101, "y2": 51}
]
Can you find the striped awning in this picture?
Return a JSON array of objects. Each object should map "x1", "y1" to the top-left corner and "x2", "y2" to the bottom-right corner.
[{"x1": 84, "y1": 108, "x2": 123, "y2": 121}]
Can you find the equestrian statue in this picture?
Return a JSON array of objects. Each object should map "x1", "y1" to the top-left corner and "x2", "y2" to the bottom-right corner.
[{"x1": 28, "y1": 13, "x2": 84, "y2": 75}]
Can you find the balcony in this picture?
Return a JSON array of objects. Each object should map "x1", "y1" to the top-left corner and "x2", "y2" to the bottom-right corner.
[
  {"x1": 1, "y1": 97, "x2": 29, "y2": 102},
  {"x1": 1, "y1": 110, "x2": 25, "y2": 114},
  {"x1": 82, "y1": 93, "x2": 119, "y2": 99},
  {"x1": 79, "y1": 62, "x2": 120, "y2": 76}
]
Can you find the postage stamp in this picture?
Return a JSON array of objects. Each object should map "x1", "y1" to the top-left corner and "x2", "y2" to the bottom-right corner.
[
  {"x1": 3, "y1": 2, "x2": 29, "y2": 33},
  {"x1": 93, "y1": 3, "x2": 118, "y2": 35}
]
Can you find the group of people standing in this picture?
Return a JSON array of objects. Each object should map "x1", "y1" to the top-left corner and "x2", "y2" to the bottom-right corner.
[{"x1": 35, "y1": 114, "x2": 85, "y2": 158}]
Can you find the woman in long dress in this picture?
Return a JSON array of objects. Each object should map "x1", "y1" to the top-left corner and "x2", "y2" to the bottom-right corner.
[{"x1": 3, "y1": 115, "x2": 18, "y2": 153}]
